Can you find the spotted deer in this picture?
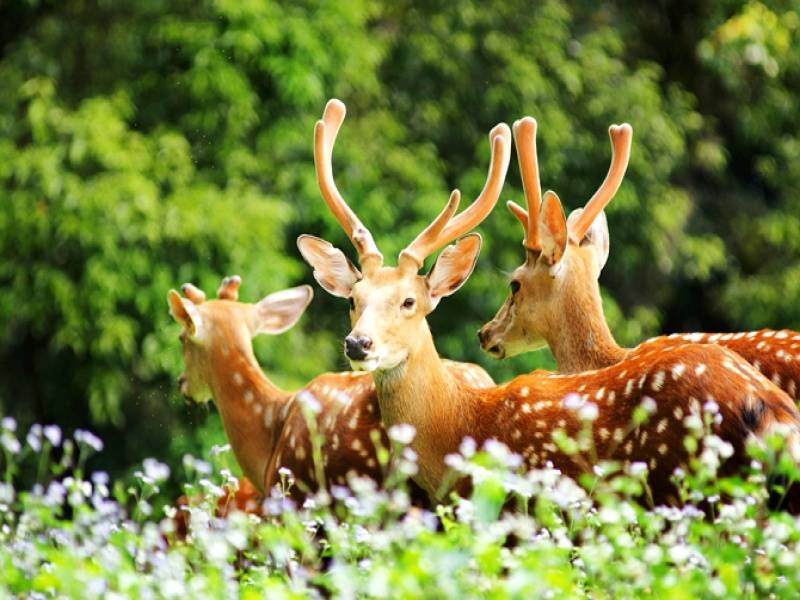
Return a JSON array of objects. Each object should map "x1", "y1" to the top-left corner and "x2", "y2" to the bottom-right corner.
[
  {"x1": 298, "y1": 99, "x2": 800, "y2": 505},
  {"x1": 478, "y1": 117, "x2": 800, "y2": 402},
  {"x1": 168, "y1": 275, "x2": 492, "y2": 499}
]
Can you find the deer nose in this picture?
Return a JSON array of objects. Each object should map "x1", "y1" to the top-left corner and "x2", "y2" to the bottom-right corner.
[
  {"x1": 477, "y1": 327, "x2": 489, "y2": 347},
  {"x1": 345, "y1": 335, "x2": 372, "y2": 360}
]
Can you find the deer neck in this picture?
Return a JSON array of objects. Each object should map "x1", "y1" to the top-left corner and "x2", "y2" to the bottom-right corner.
[
  {"x1": 372, "y1": 324, "x2": 474, "y2": 498},
  {"x1": 207, "y1": 333, "x2": 290, "y2": 492},
  {"x1": 546, "y1": 276, "x2": 626, "y2": 374}
]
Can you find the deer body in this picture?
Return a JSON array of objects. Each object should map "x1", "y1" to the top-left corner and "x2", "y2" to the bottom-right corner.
[
  {"x1": 477, "y1": 117, "x2": 800, "y2": 401},
  {"x1": 169, "y1": 277, "x2": 492, "y2": 498},
  {"x1": 376, "y1": 332, "x2": 797, "y2": 502},
  {"x1": 300, "y1": 100, "x2": 800, "y2": 505}
]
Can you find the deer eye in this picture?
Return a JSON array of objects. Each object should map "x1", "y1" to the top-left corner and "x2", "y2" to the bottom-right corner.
[
  {"x1": 349, "y1": 297, "x2": 355, "y2": 311},
  {"x1": 510, "y1": 280, "x2": 521, "y2": 294},
  {"x1": 401, "y1": 297, "x2": 416, "y2": 309}
]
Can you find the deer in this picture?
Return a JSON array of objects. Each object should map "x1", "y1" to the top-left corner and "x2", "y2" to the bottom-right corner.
[
  {"x1": 297, "y1": 98, "x2": 800, "y2": 506},
  {"x1": 477, "y1": 117, "x2": 800, "y2": 402},
  {"x1": 167, "y1": 274, "x2": 492, "y2": 501}
]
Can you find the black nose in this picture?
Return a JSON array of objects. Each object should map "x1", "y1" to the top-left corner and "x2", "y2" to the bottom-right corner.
[
  {"x1": 345, "y1": 335, "x2": 372, "y2": 360},
  {"x1": 477, "y1": 328, "x2": 488, "y2": 345}
]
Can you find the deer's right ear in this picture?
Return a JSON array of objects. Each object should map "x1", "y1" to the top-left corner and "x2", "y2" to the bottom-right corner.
[
  {"x1": 168, "y1": 290, "x2": 203, "y2": 338},
  {"x1": 567, "y1": 207, "x2": 609, "y2": 274},
  {"x1": 297, "y1": 235, "x2": 361, "y2": 298},
  {"x1": 538, "y1": 191, "x2": 568, "y2": 271}
]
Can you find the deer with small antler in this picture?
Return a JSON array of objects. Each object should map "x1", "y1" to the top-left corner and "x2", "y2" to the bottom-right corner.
[
  {"x1": 168, "y1": 274, "x2": 492, "y2": 500},
  {"x1": 298, "y1": 99, "x2": 800, "y2": 505},
  {"x1": 478, "y1": 117, "x2": 800, "y2": 401}
]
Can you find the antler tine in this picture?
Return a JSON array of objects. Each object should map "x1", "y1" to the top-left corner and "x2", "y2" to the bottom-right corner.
[
  {"x1": 512, "y1": 117, "x2": 542, "y2": 250},
  {"x1": 314, "y1": 99, "x2": 383, "y2": 268},
  {"x1": 217, "y1": 275, "x2": 242, "y2": 301},
  {"x1": 569, "y1": 123, "x2": 632, "y2": 243},
  {"x1": 181, "y1": 283, "x2": 206, "y2": 304},
  {"x1": 400, "y1": 123, "x2": 511, "y2": 267}
]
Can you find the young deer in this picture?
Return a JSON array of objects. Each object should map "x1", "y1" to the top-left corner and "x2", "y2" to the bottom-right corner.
[
  {"x1": 299, "y1": 99, "x2": 800, "y2": 505},
  {"x1": 168, "y1": 275, "x2": 492, "y2": 498},
  {"x1": 478, "y1": 117, "x2": 800, "y2": 400}
]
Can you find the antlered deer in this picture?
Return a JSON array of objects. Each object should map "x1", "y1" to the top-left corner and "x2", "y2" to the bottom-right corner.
[
  {"x1": 168, "y1": 275, "x2": 492, "y2": 499},
  {"x1": 299, "y1": 99, "x2": 800, "y2": 505},
  {"x1": 478, "y1": 117, "x2": 800, "y2": 401}
]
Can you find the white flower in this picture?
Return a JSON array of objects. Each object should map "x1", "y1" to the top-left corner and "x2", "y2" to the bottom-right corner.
[
  {"x1": 668, "y1": 544, "x2": 692, "y2": 565},
  {"x1": 43, "y1": 425, "x2": 62, "y2": 447},
  {"x1": 562, "y1": 393, "x2": 583, "y2": 410},
  {"x1": 703, "y1": 399, "x2": 720, "y2": 414},
  {"x1": 577, "y1": 402, "x2": 598, "y2": 422},
  {"x1": 209, "y1": 443, "x2": 231, "y2": 457},
  {"x1": 1, "y1": 433, "x2": 20, "y2": 454},
  {"x1": 388, "y1": 423, "x2": 416, "y2": 445},
  {"x1": 297, "y1": 390, "x2": 322, "y2": 415},
  {"x1": 459, "y1": 436, "x2": 477, "y2": 457},
  {"x1": 143, "y1": 458, "x2": 171, "y2": 483},
  {"x1": 26, "y1": 425, "x2": 42, "y2": 452},
  {"x1": 74, "y1": 429, "x2": 104, "y2": 452},
  {"x1": 627, "y1": 462, "x2": 648, "y2": 477},
  {"x1": 640, "y1": 396, "x2": 657, "y2": 415},
  {"x1": 1, "y1": 417, "x2": 16, "y2": 432}
]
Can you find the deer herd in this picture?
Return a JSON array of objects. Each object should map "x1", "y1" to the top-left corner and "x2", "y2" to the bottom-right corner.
[{"x1": 169, "y1": 99, "x2": 800, "y2": 516}]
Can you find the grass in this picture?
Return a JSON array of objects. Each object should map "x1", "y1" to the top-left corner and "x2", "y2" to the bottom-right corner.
[{"x1": 1, "y1": 409, "x2": 800, "y2": 599}]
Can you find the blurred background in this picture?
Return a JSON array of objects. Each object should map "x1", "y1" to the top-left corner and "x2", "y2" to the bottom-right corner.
[{"x1": 2, "y1": 0, "x2": 800, "y2": 488}]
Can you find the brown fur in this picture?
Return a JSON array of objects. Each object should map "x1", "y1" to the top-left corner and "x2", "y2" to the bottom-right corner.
[{"x1": 170, "y1": 280, "x2": 493, "y2": 501}]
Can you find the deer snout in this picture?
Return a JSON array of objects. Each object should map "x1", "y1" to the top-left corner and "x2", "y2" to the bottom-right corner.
[
  {"x1": 478, "y1": 325, "x2": 505, "y2": 358},
  {"x1": 345, "y1": 335, "x2": 373, "y2": 361}
]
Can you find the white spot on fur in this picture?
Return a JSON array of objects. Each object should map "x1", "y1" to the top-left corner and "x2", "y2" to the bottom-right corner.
[
  {"x1": 658, "y1": 443, "x2": 668, "y2": 455},
  {"x1": 232, "y1": 372, "x2": 243, "y2": 386},
  {"x1": 253, "y1": 403, "x2": 263, "y2": 416},
  {"x1": 243, "y1": 390, "x2": 254, "y2": 405},
  {"x1": 599, "y1": 427, "x2": 610, "y2": 441},
  {"x1": 708, "y1": 334, "x2": 721, "y2": 342},
  {"x1": 657, "y1": 418, "x2": 668, "y2": 433},
  {"x1": 263, "y1": 407, "x2": 274, "y2": 429},
  {"x1": 351, "y1": 438, "x2": 363, "y2": 451},
  {"x1": 671, "y1": 363, "x2": 686, "y2": 380},
  {"x1": 613, "y1": 428, "x2": 624, "y2": 442},
  {"x1": 595, "y1": 387, "x2": 605, "y2": 401},
  {"x1": 695, "y1": 364, "x2": 707, "y2": 376},
  {"x1": 673, "y1": 406, "x2": 684, "y2": 420},
  {"x1": 519, "y1": 386, "x2": 530, "y2": 398},
  {"x1": 651, "y1": 371, "x2": 665, "y2": 392},
  {"x1": 684, "y1": 333, "x2": 705, "y2": 343},
  {"x1": 624, "y1": 379, "x2": 635, "y2": 397},
  {"x1": 772, "y1": 373, "x2": 782, "y2": 388}
]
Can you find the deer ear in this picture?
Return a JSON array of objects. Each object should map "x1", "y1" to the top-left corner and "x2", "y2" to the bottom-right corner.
[
  {"x1": 538, "y1": 191, "x2": 568, "y2": 271},
  {"x1": 425, "y1": 233, "x2": 482, "y2": 307},
  {"x1": 567, "y1": 207, "x2": 609, "y2": 274},
  {"x1": 297, "y1": 235, "x2": 361, "y2": 298},
  {"x1": 254, "y1": 285, "x2": 313, "y2": 335},
  {"x1": 168, "y1": 290, "x2": 203, "y2": 338}
]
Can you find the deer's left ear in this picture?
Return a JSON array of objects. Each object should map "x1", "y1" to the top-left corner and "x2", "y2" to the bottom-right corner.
[
  {"x1": 168, "y1": 290, "x2": 203, "y2": 338},
  {"x1": 567, "y1": 207, "x2": 609, "y2": 275},
  {"x1": 253, "y1": 285, "x2": 314, "y2": 335},
  {"x1": 425, "y1": 233, "x2": 482, "y2": 307},
  {"x1": 538, "y1": 191, "x2": 568, "y2": 271}
]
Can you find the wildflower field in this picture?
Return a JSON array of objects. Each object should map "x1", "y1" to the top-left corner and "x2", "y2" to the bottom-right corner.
[{"x1": 3, "y1": 407, "x2": 800, "y2": 599}]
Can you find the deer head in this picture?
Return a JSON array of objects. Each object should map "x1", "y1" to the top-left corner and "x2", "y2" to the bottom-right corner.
[
  {"x1": 298, "y1": 99, "x2": 511, "y2": 373},
  {"x1": 168, "y1": 276, "x2": 313, "y2": 401},
  {"x1": 479, "y1": 117, "x2": 632, "y2": 363}
]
